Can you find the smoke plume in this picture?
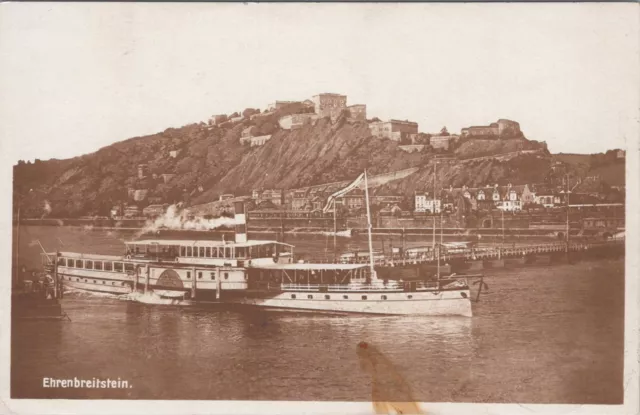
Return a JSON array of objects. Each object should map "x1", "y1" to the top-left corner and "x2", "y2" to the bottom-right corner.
[{"x1": 138, "y1": 204, "x2": 238, "y2": 236}]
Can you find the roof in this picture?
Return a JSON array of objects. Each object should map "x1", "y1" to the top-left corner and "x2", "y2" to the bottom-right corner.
[
  {"x1": 254, "y1": 263, "x2": 368, "y2": 271},
  {"x1": 126, "y1": 239, "x2": 294, "y2": 248},
  {"x1": 58, "y1": 252, "x2": 125, "y2": 260}
]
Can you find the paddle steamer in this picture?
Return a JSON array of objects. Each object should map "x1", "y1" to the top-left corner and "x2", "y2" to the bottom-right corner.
[{"x1": 45, "y1": 172, "x2": 480, "y2": 316}]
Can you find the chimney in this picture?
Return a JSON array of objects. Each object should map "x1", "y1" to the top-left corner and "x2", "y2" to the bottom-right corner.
[{"x1": 234, "y1": 201, "x2": 247, "y2": 243}]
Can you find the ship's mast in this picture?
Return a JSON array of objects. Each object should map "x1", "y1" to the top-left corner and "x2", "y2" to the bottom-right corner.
[
  {"x1": 433, "y1": 160, "x2": 440, "y2": 280},
  {"x1": 432, "y1": 160, "x2": 436, "y2": 254},
  {"x1": 363, "y1": 170, "x2": 377, "y2": 281},
  {"x1": 333, "y1": 196, "x2": 337, "y2": 261}
]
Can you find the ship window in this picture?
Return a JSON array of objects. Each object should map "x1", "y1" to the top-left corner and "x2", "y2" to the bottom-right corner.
[
  {"x1": 205, "y1": 247, "x2": 211, "y2": 257},
  {"x1": 407, "y1": 295, "x2": 413, "y2": 299},
  {"x1": 361, "y1": 295, "x2": 368, "y2": 300},
  {"x1": 104, "y1": 262, "x2": 113, "y2": 271},
  {"x1": 114, "y1": 262, "x2": 123, "y2": 272},
  {"x1": 381, "y1": 295, "x2": 387, "y2": 300},
  {"x1": 180, "y1": 246, "x2": 186, "y2": 256},
  {"x1": 198, "y1": 272, "x2": 203, "y2": 279},
  {"x1": 124, "y1": 263, "x2": 134, "y2": 272},
  {"x1": 94, "y1": 261, "x2": 103, "y2": 271},
  {"x1": 121, "y1": 282, "x2": 125, "y2": 286},
  {"x1": 308, "y1": 295, "x2": 313, "y2": 299},
  {"x1": 325, "y1": 295, "x2": 330, "y2": 300},
  {"x1": 85, "y1": 261, "x2": 93, "y2": 270},
  {"x1": 343, "y1": 295, "x2": 348, "y2": 299},
  {"x1": 291, "y1": 294, "x2": 296, "y2": 299},
  {"x1": 224, "y1": 273, "x2": 229, "y2": 280},
  {"x1": 84, "y1": 279, "x2": 88, "y2": 282},
  {"x1": 102, "y1": 281, "x2": 105, "y2": 284},
  {"x1": 66, "y1": 259, "x2": 74, "y2": 267},
  {"x1": 199, "y1": 247, "x2": 205, "y2": 257},
  {"x1": 112, "y1": 282, "x2": 115, "y2": 285},
  {"x1": 57, "y1": 257, "x2": 65, "y2": 265},
  {"x1": 75, "y1": 260, "x2": 83, "y2": 268},
  {"x1": 210, "y1": 272, "x2": 215, "y2": 280},
  {"x1": 93, "y1": 280, "x2": 97, "y2": 283},
  {"x1": 187, "y1": 247, "x2": 192, "y2": 257},
  {"x1": 186, "y1": 272, "x2": 191, "y2": 279}
]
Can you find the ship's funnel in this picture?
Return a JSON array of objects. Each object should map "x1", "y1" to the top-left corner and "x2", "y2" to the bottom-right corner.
[{"x1": 234, "y1": 201, "x2": 247, "y2": 243}]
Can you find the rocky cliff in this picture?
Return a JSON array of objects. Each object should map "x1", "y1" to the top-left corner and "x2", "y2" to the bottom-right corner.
[{"x1": 13, "y1": 109, "x2": 621, "y2": 218}]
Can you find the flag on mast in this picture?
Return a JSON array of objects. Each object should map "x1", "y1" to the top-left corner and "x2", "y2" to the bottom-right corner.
[{"x1": 323, "y1": 172, "x2": 366, "y2": 213}]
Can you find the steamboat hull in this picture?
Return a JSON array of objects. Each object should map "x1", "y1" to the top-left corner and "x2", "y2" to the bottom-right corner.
[{"x1": 232, "y1": 288, "x2": 472, "y2": 317}]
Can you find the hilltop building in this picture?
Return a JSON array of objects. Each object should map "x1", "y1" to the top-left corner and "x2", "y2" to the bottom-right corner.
[
  {"x1": 312, "y1": 93, "x2": 347, "y2": 121},
  {"x1": 267, "y1": 101, "x2": 299, "y2": 111},
  {"x1": 461, "y1": 119, "x2": 521, "y2": 138},
  {"x1": 346, "y1": 104, "x2": 367, "y2": 121},
  {"x1": 369, "y1": 120, "x2": 419, "y2": 142}
]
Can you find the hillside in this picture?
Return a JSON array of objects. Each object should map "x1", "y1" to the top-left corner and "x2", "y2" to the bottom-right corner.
[{"x1": 13, "y1": 109, "x2": 623, "y2": 218}]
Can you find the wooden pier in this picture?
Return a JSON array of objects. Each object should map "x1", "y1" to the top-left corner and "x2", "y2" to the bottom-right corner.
[{"x1": 340, "y1": 239, "x2": 624, "y2": 276}]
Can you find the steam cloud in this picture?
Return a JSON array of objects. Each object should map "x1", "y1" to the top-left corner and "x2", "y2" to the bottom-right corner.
[{"x1": 138, "y1": 204, "x2": 238, "y2": 236}]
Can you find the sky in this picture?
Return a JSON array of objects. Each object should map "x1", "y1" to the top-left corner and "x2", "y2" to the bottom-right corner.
[{"x1": 0, "y1": 3, "x2": 638, "y2": 163}]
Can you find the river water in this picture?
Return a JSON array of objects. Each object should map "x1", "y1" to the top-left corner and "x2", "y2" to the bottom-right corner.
[{"x1": 11, "y1": 226, "x2": 624, "y2": 403}]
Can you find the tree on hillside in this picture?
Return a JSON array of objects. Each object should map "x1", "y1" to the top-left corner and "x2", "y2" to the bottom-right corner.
[{"x1": 243, "y1": 108, "x2": 260, "y2": 119}]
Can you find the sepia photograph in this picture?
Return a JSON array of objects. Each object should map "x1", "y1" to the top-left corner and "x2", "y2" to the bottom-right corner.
[{"x1": 1, "y1": 2, "x2": 638, "y2": 414}]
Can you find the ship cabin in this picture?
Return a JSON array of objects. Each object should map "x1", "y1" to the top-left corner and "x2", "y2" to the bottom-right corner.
[
  {"x1": 338, "y1": 251, "x2": 385, "y2": 264},
  {"x1": 124, "y1": 239, "x2": 294, "y2": 267},
  {"x1": 247, "y1": 263, "x2": 372, "y2": 291}
]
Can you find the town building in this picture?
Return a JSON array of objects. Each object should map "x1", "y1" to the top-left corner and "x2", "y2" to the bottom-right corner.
[
  {"x1": 169, "y1": 150, "x2": 180, "y2": 159},
  {"x1": 343, "y1": 189, "x2": 365, "y2": 210},
  {"x1": 252, "y1": 189, "x2": 284, "y2": 207},
  {"x1": 369, "y1": 120, "x2": 419, "y2": 142},
  {"x1": 278, "y1": 113, "x2": 318, "y2": 130},
  {"x1": 496, "y1": 185, "x2": 522, "y2": 212},
  {"x1": 123, "y1": 205, "x2": 141, "y2": 218},
  {"x1": 346, "y1": 104, "x2": 367, "y2": 121},
  {"x1": 219, "y1": 194, "x2": 234, "y2": 202},
  {"x1": 461, "y1": 119, "x2": 521, "y2": 138},
  {"x1": 616, "y1": 149, "x2": 626, "y2": 159},
  {"x1": 312, "y1": 93, "x2": 347, "y2": 121},
  {"x1": 291, "y1": 190, "x2": 310, "y2": 211},
  {"x1": 414, "y1": 193, "x2": 441, "y2": 213},
  {"x1": 143, "y1": 204, "x2": 169, "y2": 218}
]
